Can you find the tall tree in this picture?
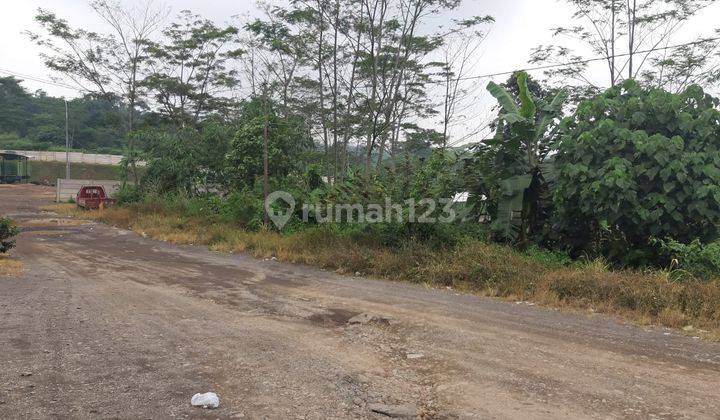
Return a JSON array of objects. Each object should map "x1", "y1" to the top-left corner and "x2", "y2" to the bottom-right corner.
[
  {"x1": 246, "y1": 5, "x2": 315, "y2": 114},
  {"x1": 242, "y1": 0, "x2": 479, "y2": 184},
  {"x1": 433, "y1": 15, "x2": 494, "y2": 148},
  {"x1": 27, "y1": 0, "x2": 167, "y2": 180},
  {"x1": 530, "y1": 0, "x2": 720, "y2": 92},
  {"x1": 355, "y1": 0, "x2": 457, "y2": 179},
  {"x1": 143, "y1": 10, "x2": 242, "y2": 126}
]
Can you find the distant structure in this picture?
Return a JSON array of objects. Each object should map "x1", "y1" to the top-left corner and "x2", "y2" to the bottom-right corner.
[
  {"x1": 0, "y1": 150, "x2": 129, "y2": 166},
  {"x1": 0, "y1": 152, "x2": 29, "y2": 184}
]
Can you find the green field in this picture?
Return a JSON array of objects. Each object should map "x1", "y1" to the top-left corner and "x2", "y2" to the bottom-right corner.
[{"x1": 28, "y1": 161, "x2": 121, "y2": 185}]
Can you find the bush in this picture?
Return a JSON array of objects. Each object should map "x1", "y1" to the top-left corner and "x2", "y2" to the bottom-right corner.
[
  {"x1": 522, "y1": 245, "x2": 575, "y2": 268},
  {"x1": 0, "y1": 217, "x2": 19, "y2": 254},
  {"x1": 219, "y1": 190, "x2": 264, "y2": 230},
  {"x1": 554, "y1": 80, "x2": 720, "y2": 265},
  {"x1": 655, "y1": 238, "x2": 720, "y2": 281},
  {"x1": 114, "y1": 185, "x2": 141, "y2": 205},
  {"x1": 137, "y1": 128, "x2": 205, "y2": 195},
  {"x1": 225, "y1": 100, "x2": 313, "y2": 190},
  {"x1": 185, "y1": 194, "x2": 221, "y2": 218}
]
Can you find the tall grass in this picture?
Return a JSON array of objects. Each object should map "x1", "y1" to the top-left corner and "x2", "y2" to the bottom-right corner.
[{"x1": 49, "y1": 202, "x2": 720, "y2": 338}]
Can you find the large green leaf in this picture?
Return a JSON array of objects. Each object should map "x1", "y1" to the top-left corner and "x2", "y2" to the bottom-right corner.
[
  {"x1": 515, "y1": 71, "x2": 536, "y2": 120},
  {"x1": 492, "y1": 174, "x2": 532, "y2": 240},
  {"x1": 483, "y1": 73, "x2": 566, "y2": 245},
  {"x1": 500, "y1": 113, "x2": 528, "y2": 125},
  {"x1": 538, "y1": 157, "x2": 557, "y2": 183},
  {"x1": 535, "y1": 89, "x2": 567, "y2": 143},
  {"x1": 487, "y1": 81, "x2": 519, "y2": 117}
]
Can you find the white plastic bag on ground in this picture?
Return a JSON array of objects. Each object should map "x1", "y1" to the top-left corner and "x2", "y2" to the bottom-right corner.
[{"x1": 191, "y1": 392, "x2": 220, "y2": 409}]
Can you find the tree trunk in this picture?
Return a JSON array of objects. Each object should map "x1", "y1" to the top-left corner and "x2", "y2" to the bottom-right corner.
[
  {"x1": 317, "y1": 0, "x2": 330, "y2": 182},
  {"x1": 627, "y1": 0, "x2": 636, "y2": 79},
  {"x1": 331, "y1": 0, "x2": 339, "y2": 183},
  {"x1": 610, "y1": 0, "x2": 616, "y2": 86},
  {"x1": 339, "y1": 9, "x2": 363, "y2": 181},
  {"x1": 262, "y1": 88, "x2": 270, "y2": 226}
]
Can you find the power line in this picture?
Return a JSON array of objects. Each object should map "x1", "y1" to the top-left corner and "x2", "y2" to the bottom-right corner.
[
  {"x1": 3, "y1": 36, "x2": 718, "y2": 94},
  {"x1": 443, "y1": 36, "x2": 720, "y2": 83},
  {"x1": 0, "y1": 68, "x2": 81, "y2": 91}
]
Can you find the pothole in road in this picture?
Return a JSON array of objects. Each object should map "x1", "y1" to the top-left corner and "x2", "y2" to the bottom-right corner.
[{"x1": 307, "y1": 307, "x2": 359, "y2": 328}]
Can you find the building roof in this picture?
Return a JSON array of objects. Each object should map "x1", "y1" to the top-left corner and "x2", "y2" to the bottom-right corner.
[{"x1": 0, "y1": 152, "x2": 29, "y2": 161}]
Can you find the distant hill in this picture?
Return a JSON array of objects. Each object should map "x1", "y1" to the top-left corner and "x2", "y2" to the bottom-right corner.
[{"x1": 0, "y1": 76, "x2": 127, "y2": 153}]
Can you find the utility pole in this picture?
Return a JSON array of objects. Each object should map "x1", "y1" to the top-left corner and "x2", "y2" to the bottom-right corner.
[
  {"x1": 65, "y1": 99, "x2": 70, "y2": 179},
  {"x1": 262, "y1": 86, "x2": 270, "y2": 226}
]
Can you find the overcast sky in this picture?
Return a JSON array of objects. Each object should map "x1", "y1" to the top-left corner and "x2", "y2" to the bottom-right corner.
[
  {"x1": 1, "y1": 0, "x2": 718, "y2": 142},
  {"x1": 1, "y1": 0, "x2": 581, "y2": 96}
]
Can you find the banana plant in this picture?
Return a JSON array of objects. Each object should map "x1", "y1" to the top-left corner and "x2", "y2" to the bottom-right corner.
[{"x1": 485, "y1": 71, "x2": 567, "y2": 245}]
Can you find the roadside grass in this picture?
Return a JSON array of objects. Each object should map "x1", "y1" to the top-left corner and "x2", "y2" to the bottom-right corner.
[
  {"x1": 0, "y1": 256, "x2": 23, "y2": 277},
  {"x1": 47, "y1": 202, "x2": 720, "y2": 338}
]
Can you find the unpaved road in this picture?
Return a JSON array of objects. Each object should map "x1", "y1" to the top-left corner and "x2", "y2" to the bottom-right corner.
[{"x1": 1, "y1": 184, "x2": 719, "y2": 419}]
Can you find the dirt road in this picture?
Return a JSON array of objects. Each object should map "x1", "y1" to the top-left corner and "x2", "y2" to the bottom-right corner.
[{"x1": 1, "y1": 184, "x2": 719, "y2": 419}]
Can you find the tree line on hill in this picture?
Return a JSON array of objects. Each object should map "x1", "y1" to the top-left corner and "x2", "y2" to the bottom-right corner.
[{"x1": 0, "y1": 77, "x2": 127, "y2": 153}]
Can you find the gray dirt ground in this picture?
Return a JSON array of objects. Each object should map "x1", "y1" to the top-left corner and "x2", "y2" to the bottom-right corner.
[{"x1": 0, "y1": 184, "x2": 719, "y2": 419}]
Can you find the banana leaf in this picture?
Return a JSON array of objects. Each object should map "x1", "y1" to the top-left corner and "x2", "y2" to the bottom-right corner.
[
  {"x1": 492, "y1": 174, "x2": 532, "y2": 240},
  {"x1": 487, "y1": 81, "x2": 519, "y2": 116},
  {"x1": 535, "y1": 89, "x2": 567, "y2": 143},
  {"x1": 516, "y1": 71, "x2": 536, "y2": 120}
]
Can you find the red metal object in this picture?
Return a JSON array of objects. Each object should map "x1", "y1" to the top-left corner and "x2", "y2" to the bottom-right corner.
[{"x1": 76, "y1": 185, "x2": 116, "y2": 210}]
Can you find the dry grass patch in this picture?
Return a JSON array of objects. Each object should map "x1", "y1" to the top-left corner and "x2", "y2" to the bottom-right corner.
[
  {"x1": 0, "y1": 256, "x2": 23, "y2": 277},
  {"x1": 52, "y1": 203, "x2": 720, "y2": 338},
  {"x1": 42, "y1": 204, "x2": 94, "y2": 219},
  {"x1": 18, "y1": 218, "x2": 88, "y2": 228}
]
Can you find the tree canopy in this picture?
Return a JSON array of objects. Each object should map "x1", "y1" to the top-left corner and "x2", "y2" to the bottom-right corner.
[{"x1": 0, "y1": 76, "x2": 125, "y2": 152}]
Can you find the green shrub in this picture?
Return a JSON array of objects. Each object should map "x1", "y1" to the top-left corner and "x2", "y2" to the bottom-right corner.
[
  {"x1": 522, "y1": 245, "x2": 575, "y2": 268},
  {"x1": 554, "y1": 80, "x2": 720, "y2": 265},
  {"x1": 137, "y1": 128, "x2": 205, "y2": 195},
  {"x1": 0, "y1": 133, "x2": 52, "y2": 150},
  {"x1": 342, "y1": 223, "x2": 407, "y2": 248},
  {"x1": 219, "y1": 190, "x2": 264, "y2": 230},
  {"x1": 655, "y1": 238, "x2": 720, "y2": 281},
  {"x1": 0, "y1": 217, "x2": 19, "y2": 254},
  {"x1": 186, "y1": 195, "x2": 221, "y2": 218},
  {"x1": 404, "y1": 221, "x2": 489, "y2": 249},
  {"x1": 114, "y1": 185, "x2": 141, "y2": 205},
  {"x1": 225, "y1": 100, "x2": 312, "y2": 190}
]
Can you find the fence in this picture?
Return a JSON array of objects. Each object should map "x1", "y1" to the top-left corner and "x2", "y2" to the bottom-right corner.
[
  {"x1": 0, "y1": 150, "x2": 144, "y2": 166},
  {"x1": 56, "y1": 179, "x2": 126, "y2": 202}
]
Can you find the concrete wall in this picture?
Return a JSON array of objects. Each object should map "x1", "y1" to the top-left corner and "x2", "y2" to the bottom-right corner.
[
  {"x1": 56, "y1": 179, "x2": 125, "y2": 202},
  {"x1": 2, "y1": 150, "x2": 122, "y2": 165},
  {"x1": 1, "y1": 150, "x2": 145, "y2": 166}
]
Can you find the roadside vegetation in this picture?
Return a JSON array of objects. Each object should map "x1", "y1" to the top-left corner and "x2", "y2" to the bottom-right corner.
[
  {"x1": 0, "y1": 217, "x2": 21, "y2": 277},
  {"x1": 19, "y1": 0, "x2": 720, "y2": 335},
  {"x1": 0, "y1": 257, "x2": 22, "y2": 277},
  {"x1": 0, "y1": 217, "x2": 19, "y2": 254},
  {"x1": 51, "y1": 200, "x2": 720, "y2": 338}
]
